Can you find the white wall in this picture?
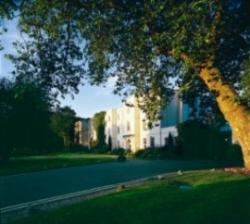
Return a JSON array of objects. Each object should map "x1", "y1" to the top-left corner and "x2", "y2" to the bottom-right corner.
[
  {"x1": 105, "y1": 109, "x2": 119, "y2": 149},
  {"x1": 140, "y1": 112, "x2": 178, "y2": 149},
  {"x1": 105, "y1": 96, "x2": 139, "y2": 151},
  {"x1": 105, "y1": 93, "x2": 190, "y2": 151}
]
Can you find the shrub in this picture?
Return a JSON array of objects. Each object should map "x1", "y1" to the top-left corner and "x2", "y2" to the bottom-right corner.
[
  {"x1": 134, "y1": 148, "x2": 177, "y2": 160},
  {"x1": 134, "y1": 149, "x2": 145, "y2": 157},
  {"x1": 0, "y1": 145, "x2": 12, "y2": 162},
  {"x1": 177, "y1": 120, "x2": 242, "y2": 162},
  {"x1": 68, "y1": 144, "x2": 90, "y2": 152},
  {"x1": 111, "y1": 148, "x2": 126, "y2": 155},
  {"x1": 225, "y1": 144, "x2": 243, "y2": 165},
  {"x1": 116, "y1": 154, "x2": 126, "y2": 162},
  {"x1": 134, "y1": 120, "x2": 243, "y2": 164},
  {"x1": 91, "y1": 144, "x2": 109, "y2": 153},
  {"x1": 116, "y1": 148, "x2": 127, "y2": 162}
]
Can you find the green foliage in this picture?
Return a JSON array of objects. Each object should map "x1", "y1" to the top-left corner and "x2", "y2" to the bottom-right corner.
[
  {"x1": 12, "y1": 81, "x2": 55, "y2": 153},
  {"x1": 0, "y1": 0, "x2": 18, "y2": 50},
  {"x1": 14, "y1": 171, "x2": 250, "y2": 224},
  {"x1": 111, "y1": 148, "x2": 126, "y2": 156},
  {"x1": 135, "y1": 121, "x2": 243, "y2": 164},
  {"x1": 0, "y1": 0, "x2": 17, "y2": 19},
  {"x1": 0, "y1": 152, "x2": 116, "y2": 176},
  {"x1": 67, "y1": 144, "x2": 90, "y2": 153},
  {"x1": 177, "y1": 121, "x2": 243, "y2": 163},
  {"x1": 224, "y1": 144, "x2": 243, "y2": 165},
  {"x1": 6, "y1": 0, "x2": 250, "y2": 121},
  {"x1": 134, "y1": 148, "x2": 177, "y2": 160},
  {"x1": 108, "y1": 135, "x2": 112, "y2": 151},
  {"x1": 89, "y1": 138, "x2": 98, "y2": 149},
  {"x1": 92, "y1": 111, "x2": 106, "y2": 147},
  {"x1": 0, "y1": 79, "x2": 14, "y2": 160},
  {"x1": 2, "y1": 1, "x2": 250, "y2": 168},
  {"x1": 167, "y1": 132, "x2": 174, "y2": 149},
  {"x1": 50, "y1": 106, "x2": 77, "y2": 148},
  {"x1": 116, "y1": 153, "x2": 126, "y2": 162},
  {"x1": 0, "y1": 78, "x2": 63, "y2": 161}
]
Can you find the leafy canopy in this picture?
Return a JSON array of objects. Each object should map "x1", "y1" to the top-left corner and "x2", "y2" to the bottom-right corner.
[
  {"x1": 5, "y1": 0, "x2": 250, "y2": 120},
  {"x1": 0, "y1": 78, "x2": 57, "y2": 159}
]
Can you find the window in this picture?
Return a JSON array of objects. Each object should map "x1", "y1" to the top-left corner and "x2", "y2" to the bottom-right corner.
[
  {"x1": 127, "y1": 121, "x2": 130, "y2": 131},
  {"x1": 117, "y1": 126, "x2": 120, "y2": 134},
  {"x1": 143, "y1": 138, "x2": 147, "y2": 148},
  {"x1": 150, "y1": 137, "x2": 155, "y2": 148}
]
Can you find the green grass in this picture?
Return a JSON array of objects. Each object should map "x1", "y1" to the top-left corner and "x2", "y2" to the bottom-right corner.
[
  {"x1": 13, "y1": 171, "x2": 250, "y2": 224},
  {"x1": 0, "y1": 152, "x2": 116, "y2": 176}
]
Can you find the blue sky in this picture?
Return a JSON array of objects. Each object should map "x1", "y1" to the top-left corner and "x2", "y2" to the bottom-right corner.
[{"x1": 0, "y1": 19, "x2": 122, "y2": 118}]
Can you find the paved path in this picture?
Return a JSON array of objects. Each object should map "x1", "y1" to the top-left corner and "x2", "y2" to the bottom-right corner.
[{"x1": 0, "y1": 159, "x2": 224, "y2": 208}]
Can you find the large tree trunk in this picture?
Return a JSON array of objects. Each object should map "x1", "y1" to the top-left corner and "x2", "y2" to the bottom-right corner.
[{"x1": 199, "y1": 66, "x2": 250, "y2": 168}]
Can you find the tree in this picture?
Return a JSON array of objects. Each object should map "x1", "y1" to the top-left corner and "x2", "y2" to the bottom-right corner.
[
  {"x1": 167, "y1": 132, "x2": 174, "y2": 149},
  {"x1": 0, "y1": 78, "x2": 58, "y2": 160},
  {"x1": 92, "y1": 111, "x2": 106, "y2": 147},
  {"x1": 12, "y1": 80, "x2": 58, "y2": 154},
  {"x1": 0, "y1": 78, "x2": 14, "y2": 161},
  {"x1": 177, "y1": 120, "x2": 243, "y2": 162},
  {"x1": 0, "y1": 0, "x2": 18, "y2": 50},
  {"x1": 108, "y1": 136, "x2": 112, "y2": 151},
  {"x1": 50, "y1": 106, "x2": 76, "y2": 148},
  {"x1": 5, "y1": 1, "x2": 250, "y2": 168}
]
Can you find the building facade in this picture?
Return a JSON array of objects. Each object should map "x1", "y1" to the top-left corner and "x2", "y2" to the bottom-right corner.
[
  {"x1": 74, "y1": 118, "x2": 96, "y2": 147},
  {"x1": 105, "y1": 93, "x2": 190, "y2": 152},
  {"x1": 105, "y1": 96, "x2": 141, "y2": 151}
]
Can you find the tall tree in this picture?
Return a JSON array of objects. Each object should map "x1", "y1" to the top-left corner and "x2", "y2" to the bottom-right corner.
[
  {"x1": 5, "y1": 0, "x2": 250, "y2": 168},
  {"x1": 12, "y1": 80, "x2": 54, "y2": 153},
  {"x1": 0, "y1": 78, "x2": 14, "y2": 160},
  {"x1": 50, "y1": 106, "x2": 76, "y2": 148},
  {"x1": 0, "y1": 78, "x2": 56, "y2": 160},
  {"x1": 92, "y1": 111, "x2": 106, "y2": 147}
]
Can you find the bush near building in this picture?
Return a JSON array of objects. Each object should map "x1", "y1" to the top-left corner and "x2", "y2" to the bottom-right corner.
[
  {"x1": 135, "y1": 121, "x2": 243, "y2": 165},
  {"x1": 177, "y1": 121, "x2": 243, "y2": 163},
  {"x1": 134, "y1": 147, "x2": 177, "y2": 160}
]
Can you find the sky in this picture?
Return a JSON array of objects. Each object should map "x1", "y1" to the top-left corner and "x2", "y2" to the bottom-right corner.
[{"x1": 0, "y1": 19, "x2": 122, "y2": 118}]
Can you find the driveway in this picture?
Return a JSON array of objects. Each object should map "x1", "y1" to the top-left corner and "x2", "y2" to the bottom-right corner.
[{"x1": 0, "y1": 159, "x2": 224, "y2": 208}]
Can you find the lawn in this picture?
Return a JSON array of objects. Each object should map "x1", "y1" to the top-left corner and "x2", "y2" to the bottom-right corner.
[
  {"x1": 0, "y1": 152, "x2": 116, "y2": 176},
  {"x1": 13, "y1": 171, "x2": 250, "y2": 224}
]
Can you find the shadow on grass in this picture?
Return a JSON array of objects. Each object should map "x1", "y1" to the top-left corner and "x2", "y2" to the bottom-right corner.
[
  {"x1": 0, "y1": 153, "x2": 116, "y2": 176},
  {"x1": 13, "y1": 171, "x2": 250, "y2": 224}
]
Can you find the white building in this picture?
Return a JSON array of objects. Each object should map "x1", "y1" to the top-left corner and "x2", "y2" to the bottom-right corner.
[
  {"x1": 105, "y1": 96, "x2": 141, "y2": 151},
  {"x1": 74, "y1": 118, "x2": 96, "y2": 147},
  {"x1": 105, "y1": 93, "x2": 190, "y2": 152}
]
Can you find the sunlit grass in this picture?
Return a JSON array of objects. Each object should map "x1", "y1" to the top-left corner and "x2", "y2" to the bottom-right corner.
[
  {"x1": 0, "y1": 152, "x2": 116, "y2": 176},
  {"x1": 13, "y1": 171, "x2": 250, "y2": 224}
]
